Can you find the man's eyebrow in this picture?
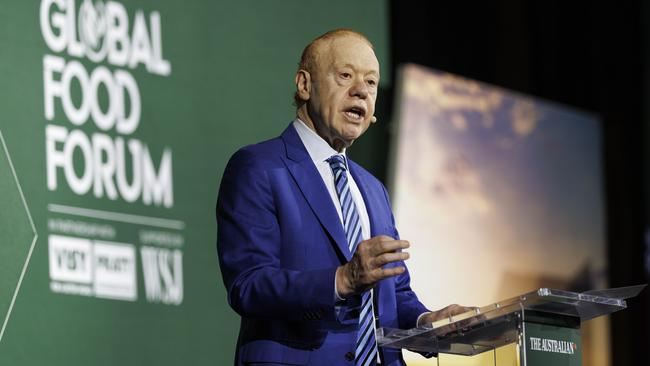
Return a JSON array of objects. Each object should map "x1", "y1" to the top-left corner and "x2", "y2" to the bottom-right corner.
[{"x1": 334, "y1": 63, "x2": 380, "y2": 77}]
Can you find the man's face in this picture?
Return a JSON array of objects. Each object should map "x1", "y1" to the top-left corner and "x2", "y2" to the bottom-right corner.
[{"x1": 302, "y1": 35, "x2": 380, "y2": 151}]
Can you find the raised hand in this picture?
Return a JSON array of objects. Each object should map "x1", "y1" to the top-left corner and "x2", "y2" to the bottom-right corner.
[{"x1": 336, "y1": 235, "x2": 410, "y2": 298}]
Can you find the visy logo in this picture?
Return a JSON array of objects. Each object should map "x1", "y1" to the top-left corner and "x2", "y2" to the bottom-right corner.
[{"x1": 49, "y1": 235, "x2": 92, "y2": 284}]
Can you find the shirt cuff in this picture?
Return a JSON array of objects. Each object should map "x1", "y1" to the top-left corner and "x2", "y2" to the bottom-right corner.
[
  {"x1": 416, "y1": 311, "x2": 432, "y2": 327},
  {"x1": 334, "y1": 270, "x2": 345, "y2": 301}
]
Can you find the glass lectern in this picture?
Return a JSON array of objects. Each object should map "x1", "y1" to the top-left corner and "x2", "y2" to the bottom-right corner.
[{"x1": 377, "y1": 285, "x2": 645, "y2": 366}]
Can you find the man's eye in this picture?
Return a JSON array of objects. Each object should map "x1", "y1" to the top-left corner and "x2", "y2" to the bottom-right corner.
[
  {"x1": 340, "y1": 72, "x2": 351, "y2": 79},
  {"x1": 367, "y1": 79, "x2": 377, "y2": 86}
]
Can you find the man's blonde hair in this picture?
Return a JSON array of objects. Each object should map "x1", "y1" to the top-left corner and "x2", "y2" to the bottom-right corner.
[{"x1": 293, "y1": 29, "x2": 375, "y2": 108}]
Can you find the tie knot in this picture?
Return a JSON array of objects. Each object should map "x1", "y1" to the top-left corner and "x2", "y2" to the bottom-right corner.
[{"x1": 327, "y1": 154, "x2": 347, "y2": 172}]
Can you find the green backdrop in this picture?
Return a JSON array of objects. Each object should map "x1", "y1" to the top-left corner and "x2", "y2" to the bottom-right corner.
[{"x1": 0, "y1": 1, "x2": 389, "y2": 364}]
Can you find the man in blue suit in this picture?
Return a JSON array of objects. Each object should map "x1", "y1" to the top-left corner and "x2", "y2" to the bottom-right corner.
[{"x1": 217, "y1": 29, "x2": 471, "y2": 366}]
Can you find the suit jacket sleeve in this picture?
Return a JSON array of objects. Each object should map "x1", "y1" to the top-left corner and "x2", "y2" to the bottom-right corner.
[{"x1": 217, "y1": 148, "x2": 337, "y2": 321}]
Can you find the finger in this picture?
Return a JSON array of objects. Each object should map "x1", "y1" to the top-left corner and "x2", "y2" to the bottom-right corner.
[
  {"x1": 355, "y1": 236, "x2": 392, "y2": 255},
  {"x1": 369, "y1": 239, "x2": 410, "y2": 256},
  {"x1": 436, "y1": 304, "x2": 458, "y2": 317},
  {"x1": 457, "y1": 313, "x2": 476, "y2": 328},
  {"x1": 443, "y1": 306, "x2": 480, "y2": 329},
  {"x1": 462, "y1": 307, "x2": 486, "y2": 324},
  {"x1": 442, "y1": 304, "x2": 472, "y2": 316},
  {"x1": 437, "y1": 323, "x2": 459, "y2": 336},
  {"x1": 456, "y1": 305, "x2": 477, "y2": 315},
  {"x1": 374, "y1": 266, "x2": 406, "y2": 279},
  {"x1": 449, "y1": 306, "x2": 471, "y2": 315},
  {"x1": 372, "y1": 251, "x2": 410, "y2": 267},
  {"x1": 374, "y1": 235, "x2": 395, "y2": 242},
  {"x1": 435, "y1": 304, "x2": 466, "y2": 320}
]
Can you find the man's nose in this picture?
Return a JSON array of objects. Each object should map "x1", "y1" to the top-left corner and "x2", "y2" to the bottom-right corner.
[{"x1": 350, "y1": 78, "x2": 369, "y2": 99}]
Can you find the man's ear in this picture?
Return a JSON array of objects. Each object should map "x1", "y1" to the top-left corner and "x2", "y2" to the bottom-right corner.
[{"x1": 295, "y1": 70, "x2": 311, "y2": 102}]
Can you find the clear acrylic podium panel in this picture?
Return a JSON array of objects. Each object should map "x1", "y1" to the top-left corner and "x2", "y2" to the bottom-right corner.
[{"x1": 377, "y1": 285, "x2": 645, "y2": 356}]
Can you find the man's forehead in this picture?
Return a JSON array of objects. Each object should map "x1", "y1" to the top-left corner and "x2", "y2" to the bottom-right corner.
[
  {"x1": 327, "y1": 33, "x2": 371, "y2": 47},
  {"x1": 316, "y1": 35, "x2": 379, "y2": 71}
]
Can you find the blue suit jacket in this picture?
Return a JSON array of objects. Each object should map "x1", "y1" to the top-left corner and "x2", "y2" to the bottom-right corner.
[{"x1": 217, "y1": 124, "x2": 429, "y2": 366}]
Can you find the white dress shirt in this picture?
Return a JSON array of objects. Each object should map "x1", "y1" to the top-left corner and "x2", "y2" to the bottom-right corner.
[{"x1": 293, "y1": 119, "x2": 371, "y2": 241}]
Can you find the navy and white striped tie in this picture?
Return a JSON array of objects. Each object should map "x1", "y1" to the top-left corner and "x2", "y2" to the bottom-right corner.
[{"x1": 327, "y1": 154, "x2": 377, "y2": 366}]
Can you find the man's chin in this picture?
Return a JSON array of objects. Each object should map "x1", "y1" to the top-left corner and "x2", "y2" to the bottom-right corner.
[
  {"x1": 340, "y1": 134, "x2": 361, "y2": 148},
  {"x1": 330, "y1": 135, "x2": 358, "y2": 151}
]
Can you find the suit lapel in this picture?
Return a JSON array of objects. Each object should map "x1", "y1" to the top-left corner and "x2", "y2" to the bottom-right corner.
[{"x1": 281, "y1": 125, "x2": 352, "y2": 262}]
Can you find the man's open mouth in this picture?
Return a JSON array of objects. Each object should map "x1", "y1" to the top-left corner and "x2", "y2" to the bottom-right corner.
[{"x1": 343, "y1": 106, "x2": 366, "y2": 121}]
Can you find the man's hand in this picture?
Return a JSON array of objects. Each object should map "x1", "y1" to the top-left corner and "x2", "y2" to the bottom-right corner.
[
  {"x1": 336, "y1": 235, "x2": 410, "y2": 298},
  {"x1": 418, "y1": 304, "x2": 479, "y2": 334}
]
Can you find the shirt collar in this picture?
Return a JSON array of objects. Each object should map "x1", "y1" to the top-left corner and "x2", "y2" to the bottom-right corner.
[{"x1": 292, "y1": 118, "x2": 346, "y2": 164}]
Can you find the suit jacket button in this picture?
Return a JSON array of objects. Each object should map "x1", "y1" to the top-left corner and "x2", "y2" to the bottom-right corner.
[{"x1": 345, "y1": 351, "x2": 354, "y2": 361}]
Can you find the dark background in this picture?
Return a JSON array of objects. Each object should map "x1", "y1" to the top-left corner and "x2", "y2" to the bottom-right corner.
[{"x1": 356, "y1": 1, "x2": 649, "y2": 364}]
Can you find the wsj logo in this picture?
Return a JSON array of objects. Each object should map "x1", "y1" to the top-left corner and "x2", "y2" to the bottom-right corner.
[
  {"x1": 49, "y1": 235, "x2": 137, "y2": 301},
  {"x1": 141, "y1": 246, "x2": 183, "y2": 305}
]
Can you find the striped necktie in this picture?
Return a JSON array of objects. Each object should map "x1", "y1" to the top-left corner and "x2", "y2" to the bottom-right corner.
[{"x1": 327, "y1": 154, "x2": 378, "y2": 366}]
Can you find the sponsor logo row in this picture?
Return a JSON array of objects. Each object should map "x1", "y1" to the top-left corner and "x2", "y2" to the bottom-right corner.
[{"x1": 48, "y1": 234, "x2": 183, "y2": 305}]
